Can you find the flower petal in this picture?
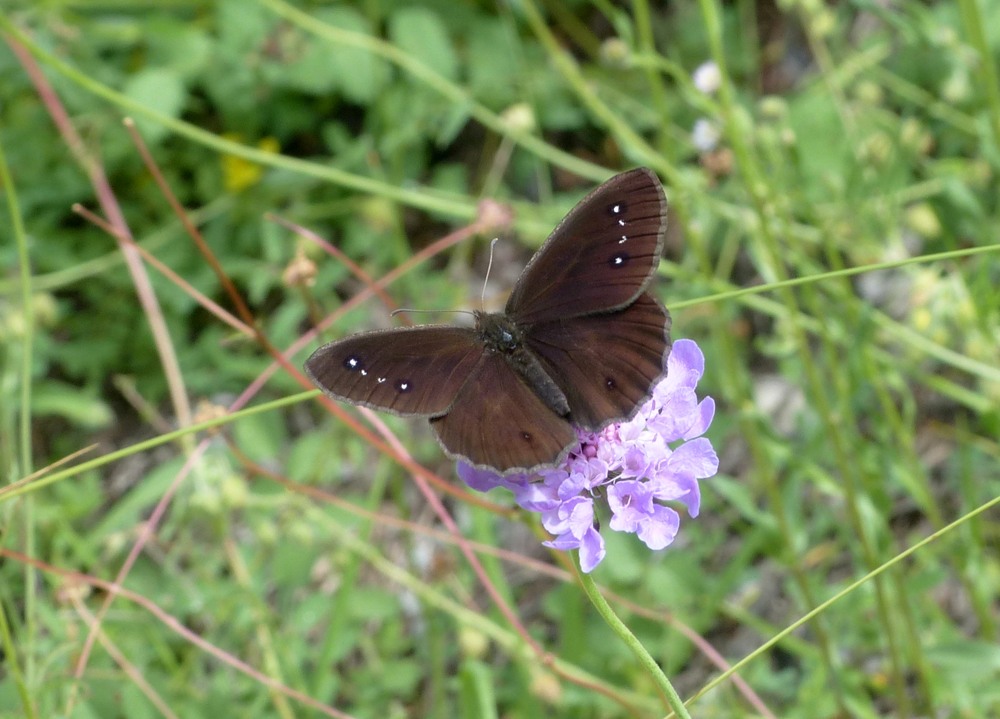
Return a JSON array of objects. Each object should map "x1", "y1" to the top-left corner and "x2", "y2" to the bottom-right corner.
[
  {"x1": 649, "y1": 391, "x2": 699, "y2": 441},
  {"x1": 666, "y1": 437, "x2": 719, "y2": 479},
  {"x1": 637, "y1": 505, "x2": 680, "y2": 550},
  {"x1": 670, "y1": 339, "x2": 705, "y2": 379},
  {"x1": 457, "y1": 462, "x2": 527, "y2": 492},
  {"x1": 577, "y1": 527, "x2": 607, "y2": 573},
  {"x1": 513, "y1": 482, "x2": 560, "y2": 513},
  {"x1": 608, "y1": 480, "x2": 654, "y2": 532},
  {"x1": 682, "y1": 396, "x2": 716, "y2": 439},
  {"x1": 566, "y1": 496, "x2": 596, "y2": 539}
]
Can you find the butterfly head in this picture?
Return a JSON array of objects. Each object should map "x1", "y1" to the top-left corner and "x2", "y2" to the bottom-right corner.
[{"x1": 474, "y1": 310, "x2": 522, "y2": 354}]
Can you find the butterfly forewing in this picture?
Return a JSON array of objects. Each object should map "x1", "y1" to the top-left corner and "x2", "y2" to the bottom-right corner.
[
  {"x1": 305, "y1": 326, "x2": 485, "y2": 417},
  {"x1": 430, "y1": 354, "x2": 577, "y2": 472},
  {"x1": 524, "y1": 293, "x2": 671, "y2": 430},
  {"x1": 505, "y1": 167, "x2": 667, "y2": 326}
]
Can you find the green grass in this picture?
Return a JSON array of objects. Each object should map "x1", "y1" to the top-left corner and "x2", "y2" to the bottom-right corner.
[{"x1": 2, "y1": 1, "x2": 999, "y2": 717}]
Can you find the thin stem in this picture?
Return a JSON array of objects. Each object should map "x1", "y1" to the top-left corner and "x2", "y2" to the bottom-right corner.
[
  {"x1": 577, "y1": 563, "x2": 692, "y2": 719},
  {"x1": 0, "y1": 124, "x2": 39, "y2": 719}
]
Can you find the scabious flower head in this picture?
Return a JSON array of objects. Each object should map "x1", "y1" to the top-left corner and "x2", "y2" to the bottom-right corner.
[{"x1": 457, "y1": 339, "x2": 718, "y2": 573}]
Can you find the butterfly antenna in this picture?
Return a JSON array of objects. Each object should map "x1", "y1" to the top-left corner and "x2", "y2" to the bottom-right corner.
[
  {"x1": 391, "y1": 307, "x2": 475, "y2": 318},
  {"x1": 481, "y1": 237, "x2": 500, "y2": 311}
]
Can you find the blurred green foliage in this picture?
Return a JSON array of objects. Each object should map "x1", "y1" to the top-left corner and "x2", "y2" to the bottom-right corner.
[{"x1": 2, "y1": 1, "x2": 999, "y2": 718}]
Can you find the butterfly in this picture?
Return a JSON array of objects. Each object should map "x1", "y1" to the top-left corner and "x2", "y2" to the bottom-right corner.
[{"x1": 305, "y1": 167, "x2": 671, "y2": 474}]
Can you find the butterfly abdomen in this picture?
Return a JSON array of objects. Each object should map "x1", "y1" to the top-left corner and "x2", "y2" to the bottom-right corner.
[{"x1": 475, "y1": 311, "x2": 571, "y2": 418}]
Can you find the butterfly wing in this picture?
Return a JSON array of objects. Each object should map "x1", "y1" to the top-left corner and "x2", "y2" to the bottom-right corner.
[
  {"x1": 430, "y1": 353, "x2": 577, "y2": 473},
  {"x1": 304, "y1": 326, "x2": 485, "y2": 416},
  {"x1": 523, "y1": 293, "x2": 671, "y2": 430},
  {"x1": 506, "y1": 167, "x2": 667, "y2": 325}
]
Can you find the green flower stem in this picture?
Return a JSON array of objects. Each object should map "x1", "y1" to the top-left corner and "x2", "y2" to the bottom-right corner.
[{"x1": 577, "y1": 563, "x2": 692, "y2": 719}]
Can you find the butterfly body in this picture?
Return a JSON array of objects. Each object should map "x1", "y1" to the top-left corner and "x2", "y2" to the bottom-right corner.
[
  {"x1": 474, "y1": 310, "x2": 572, "y2": 418},
  {"x1": 306, "y1": 168, "x2": 671, "y2": 474}
]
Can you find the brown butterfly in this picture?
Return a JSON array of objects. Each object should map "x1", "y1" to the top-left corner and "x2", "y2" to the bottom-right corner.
[{"x1": 305, "y1": 168, "x2": 671, "y2": 474}]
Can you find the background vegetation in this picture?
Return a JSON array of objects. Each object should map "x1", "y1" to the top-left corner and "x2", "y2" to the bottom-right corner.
[{"x1": 2, "y1": 1, "x2": 998, "y2": 717}]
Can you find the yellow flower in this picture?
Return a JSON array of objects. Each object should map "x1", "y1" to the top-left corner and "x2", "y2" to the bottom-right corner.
[{"x1": 221, "y1": 134, "x2": 280, "y2": 192}]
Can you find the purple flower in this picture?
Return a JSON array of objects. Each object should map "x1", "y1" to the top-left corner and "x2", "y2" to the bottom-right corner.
[
  {"x1": 540, "y1": 495, "x2": 606, "y2": 573},
  {"x1": 457, "y1": 339, "x2": 718, "y2": 573}
]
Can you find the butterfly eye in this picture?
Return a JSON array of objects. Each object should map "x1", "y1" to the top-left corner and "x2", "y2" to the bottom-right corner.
[{"x1": 500, "y1": 328, "x2": 517, "y2": 349}]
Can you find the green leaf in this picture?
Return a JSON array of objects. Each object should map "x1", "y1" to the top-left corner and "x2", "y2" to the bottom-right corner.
[
  {"x1": 466, "y1": 18, "x2": 519, "y2": 106},
  {"x1": 458, "y1": 660, "x2": 499, "y2": 719},
  {"x1": 388, "y1": 7, "x2": 459, "y2": 82},
  {"x1": 313, "y1": 7, "x2": 389, "y2": 104},
  {"x1": 89, "y1": 456, "x2": 185, "y2": 539},
  {"x1": 30, "y1": 381, "x2": 112, "y2": 428},
  {"x1": 146, "y1": 17, "x2": 212, "y2": 79},
  {"x1": 926, "y1": 640, "x2": 1000, "y2": 676},
  {"x1": 232, "y1": 405, "x2": 287, "y2": 464},
  {"x1": 123, "y1": 67, "x2": 186, "y2": 143},
  {"x1": 786, "y1": 88, "x2": 849, "y2": 199}
]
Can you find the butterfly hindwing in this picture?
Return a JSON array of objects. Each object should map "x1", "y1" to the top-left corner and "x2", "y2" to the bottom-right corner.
[
  {"x1": 523, "y1": 293, "x2": 671, "y2": 430},
  {"x1": 430, "y1": 353, "x2": 577, "y2": 472}
]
